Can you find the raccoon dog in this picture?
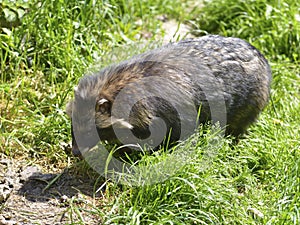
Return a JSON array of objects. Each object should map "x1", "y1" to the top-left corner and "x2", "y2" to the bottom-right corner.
[{"x1": 66, "y1": 35, "x2": 272, "y2": 157}]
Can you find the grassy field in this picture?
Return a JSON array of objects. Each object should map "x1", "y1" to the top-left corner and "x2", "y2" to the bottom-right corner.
[{"x1": 1, "y1": 0, "x2": 299, "y2": 224}]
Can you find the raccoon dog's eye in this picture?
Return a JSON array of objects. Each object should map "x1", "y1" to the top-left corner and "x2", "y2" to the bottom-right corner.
[
  {"x1": 96, "y1": 98, "x2": 111, "y2": 114},
  {"x1": 99, "y1": 103, "x2": 109, "y2": 113}
]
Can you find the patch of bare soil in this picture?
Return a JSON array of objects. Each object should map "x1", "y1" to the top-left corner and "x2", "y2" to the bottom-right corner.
[{"x1": 0, "y1": 156, "x2": 104, "y2": 225}]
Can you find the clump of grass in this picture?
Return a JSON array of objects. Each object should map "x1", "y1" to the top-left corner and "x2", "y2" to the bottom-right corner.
[
  {"x1": 102, "y1": 133, "x2": 268, "y2": 224},
  {"x1": 195, "y1": 0, "x2": 300, "y2": 62}
]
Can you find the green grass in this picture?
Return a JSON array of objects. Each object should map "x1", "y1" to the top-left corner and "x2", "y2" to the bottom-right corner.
[
  {"x1": 194, "y1": 0, "x2": 300, "y2": 62},
  {"x1": 1, "y1": 0, "x2": 299, "y2": 224}
]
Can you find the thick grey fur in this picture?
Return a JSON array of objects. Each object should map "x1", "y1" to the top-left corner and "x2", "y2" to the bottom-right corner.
[{"x1": 67, "y1": 35, "x2": 272, "y2": 156}]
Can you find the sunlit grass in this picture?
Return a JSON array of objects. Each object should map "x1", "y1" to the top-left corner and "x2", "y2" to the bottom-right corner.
[{"x1": 194, "y1": 0, "x2": 300, "y2": 62}]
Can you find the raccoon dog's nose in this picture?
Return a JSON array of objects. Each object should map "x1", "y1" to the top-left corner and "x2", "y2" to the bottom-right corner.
[{"x1": 72, "y1": 145, "x2": 83, "y2": 158}]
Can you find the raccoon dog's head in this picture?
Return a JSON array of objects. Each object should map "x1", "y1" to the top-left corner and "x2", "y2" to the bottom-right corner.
[{"x1": 66, "y1": 75, "x2": 134, "y2": 157}]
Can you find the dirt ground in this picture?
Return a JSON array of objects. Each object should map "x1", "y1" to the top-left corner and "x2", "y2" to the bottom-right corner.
[{"x1": 0, "y1": 155, "x2": 105, "y2": 224}]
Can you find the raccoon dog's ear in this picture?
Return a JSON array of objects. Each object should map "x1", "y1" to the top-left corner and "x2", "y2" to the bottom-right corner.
[
  {"x1": 65, "y1": 86, "x2": 79, "y2": 117},
  {"x1": 66, "y1": 100, "x2": 74, "y2": 117},
  {"x1": 96, "y1": 98, "x2": 111, "y2": 114}
]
